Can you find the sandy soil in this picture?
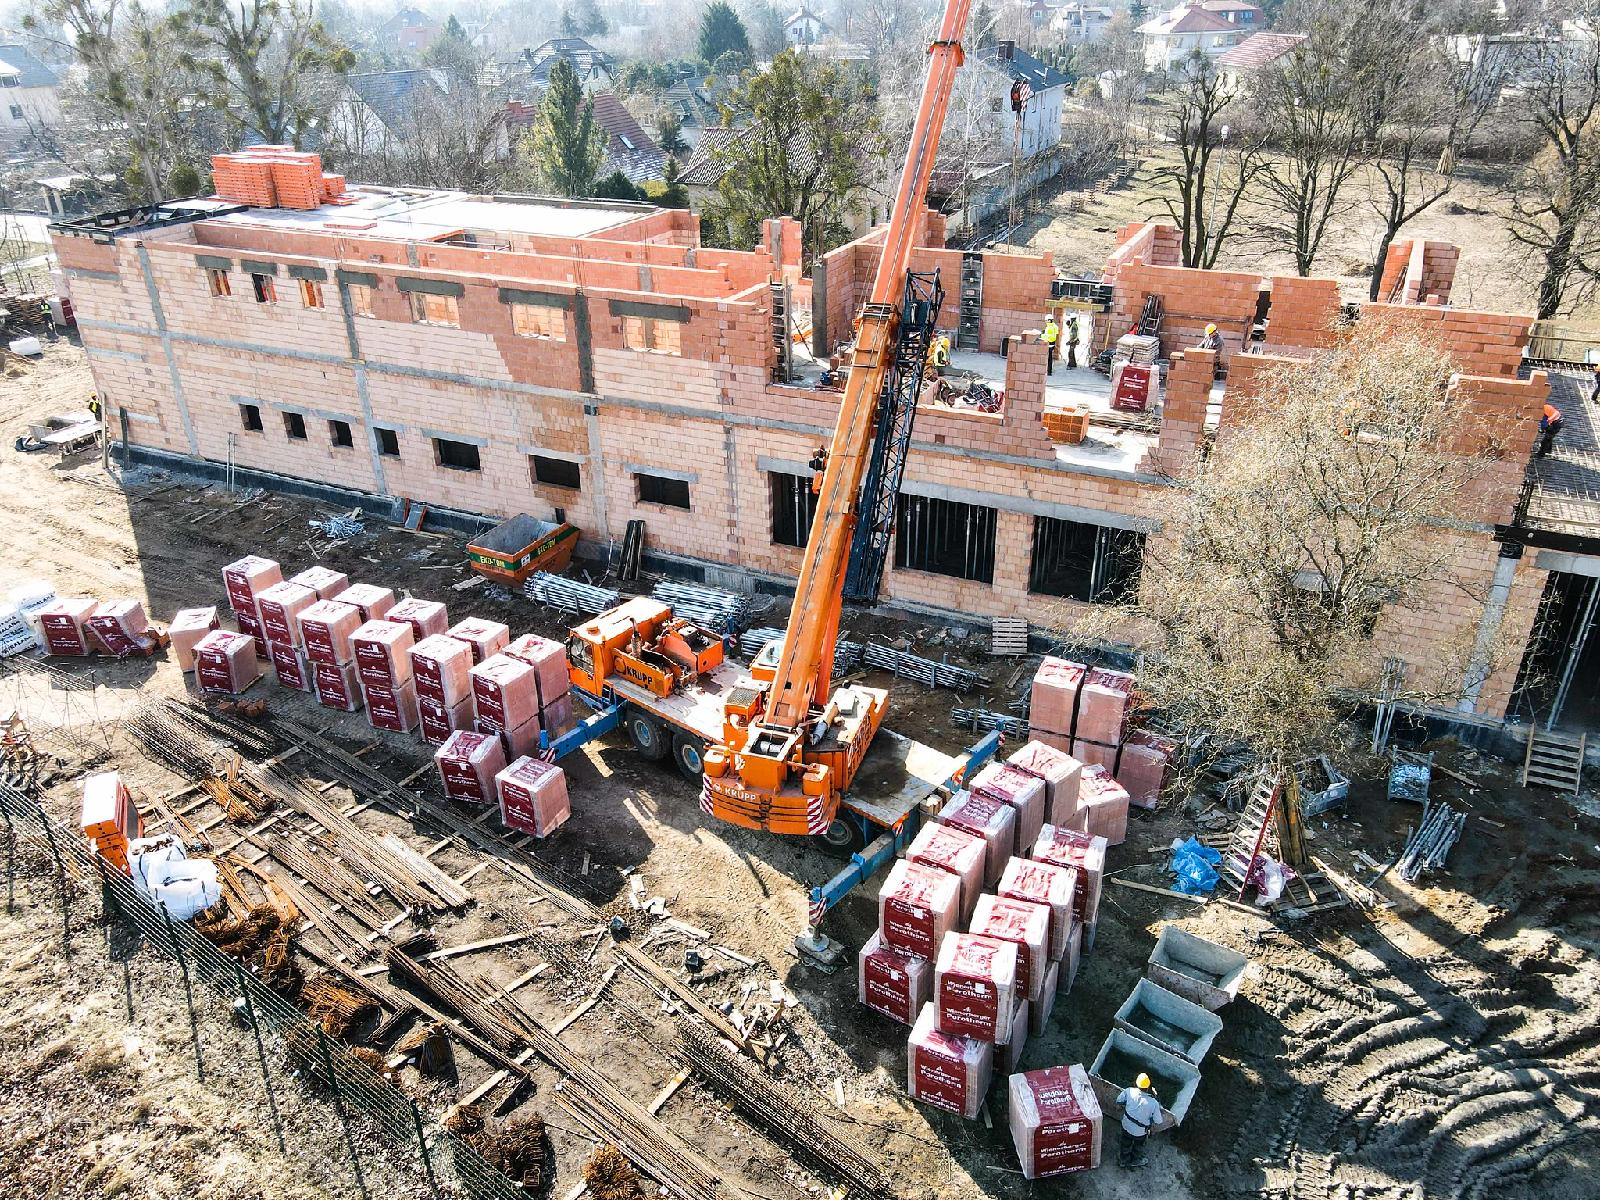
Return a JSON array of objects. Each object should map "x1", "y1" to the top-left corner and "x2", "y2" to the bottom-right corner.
[{"x1": 2, "y1": 339, "x2": 1598, "y2": 1199}]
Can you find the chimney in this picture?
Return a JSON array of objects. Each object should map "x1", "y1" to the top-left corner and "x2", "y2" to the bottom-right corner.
[{"x1": 998, "y1": 39, "x2": 1015, "y2": 61}]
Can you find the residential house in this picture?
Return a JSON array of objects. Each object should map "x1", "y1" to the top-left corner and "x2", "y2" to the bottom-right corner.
[
  {"x1": 988, "y1": 41, "x2": 1069, "y2": 159},
  {"x1": 1138, "y1": 3, "x2": 1254, "y2": 72},
  {"x1": 378, "y1": 7, "x2": 442, "y2": 53},
  {"x1": 1215, "y1": 30, "x2": 1304, "y2": 90},
  {"x1": 1051, "y1": 4, "x2": 1116, "y2": 43},
  {"x1": 0, "y1": 43, "x2": 60, "y2": 146},
  {"x1": 525, "y1": 37, "x2": 615, "y2": 91},
  {"x1": 328, "y1": 69, "x2": 449, "y2": 155},
  {"x1": 662, "y1": 78, "x2": 715, "y2": 149},
  {"x1": 590, "y1": 93, "x2": 665, "y2": 182},
  {"x1": 785, "y1": 7, "x2": 830, "y2": 46},
  {"x1": 1202, "y1": 0, "x2": 1262, "y2": 29}
]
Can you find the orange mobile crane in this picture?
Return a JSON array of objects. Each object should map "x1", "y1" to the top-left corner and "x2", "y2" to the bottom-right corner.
[{"x1": 700, "y1": 0, "x2": 977, "y2": 837}]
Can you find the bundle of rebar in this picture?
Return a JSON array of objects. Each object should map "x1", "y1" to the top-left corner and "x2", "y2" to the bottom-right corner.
[
  {"x1": 524, "y1": 571, "x2": 620, "y2": 614},
  {"x1": 652, "y1": 580, "x2": 748, "y2": 634},
  {"x1": 125, "y1": 702, "x2": 226, "y2": 780},
  {"x1": 1396, "y1": 802, "x2": 1466, "y2": 880},
  {"x1": 738, "y1": 627, "x2": 863, "y2": 675},
  {"x1": 861, "y1": 642, "x2": 991, "y2": 692},
  {"x1": 310, "y1": 509, "x2": 365, "y2": 539},
  {"x1": 678, "y1": 1021, "x2": 881, "y2": 1199},
  {"x1": 949, "y1": 707, "x2": 1029, "y2": 737}
]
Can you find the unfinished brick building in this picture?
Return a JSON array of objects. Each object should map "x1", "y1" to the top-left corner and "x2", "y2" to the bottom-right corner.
[{"x1": 51, "y1": 189, "x2": 1593, "y2": 730}]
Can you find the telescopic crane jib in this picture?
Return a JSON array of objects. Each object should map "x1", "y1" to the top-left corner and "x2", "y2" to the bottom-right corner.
[{"x1": 699, "y1": 0, "x2": 975, "y2": 836}]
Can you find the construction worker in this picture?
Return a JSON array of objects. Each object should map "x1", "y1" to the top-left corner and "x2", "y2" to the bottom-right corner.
[
  {"x1": 1042, "y1": 314, "x2": 1060, "y2": 375},
  {"x1": 1198, "y1": 322, "x2": 1221, "y2": 351},
  {"x1": 1116, "y1": 1073, "x2": 1162, "y2": 1168},
  {"x1": 930, "y1": 334, "x2": 950, "y2": 376},
  {"x1": 1537, "y1": 402, "x2": 1563, "y2": 459},
  {"x1": 1590, "y1": 360, "x2": 1599, "y2": 404},
  {"x1": 1065, "y1": 315, "x2": 1081, "y2": 369},
  {"x1": 87, "y1": 393, "x2": 101, "y2": 420}
]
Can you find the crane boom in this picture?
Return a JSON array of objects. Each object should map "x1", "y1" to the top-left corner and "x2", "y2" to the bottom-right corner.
[{"x1": 700, "y1": 0, "x2": 974, "y2": 837}]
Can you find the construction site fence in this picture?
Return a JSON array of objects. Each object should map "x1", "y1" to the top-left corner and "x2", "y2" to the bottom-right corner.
[{"x1": 0, "y1": 780, "x2": 528, "y2": 1200}]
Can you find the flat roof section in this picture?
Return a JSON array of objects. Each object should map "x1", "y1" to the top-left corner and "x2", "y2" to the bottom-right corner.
[{"x1": 186, "y1": 187, "x2": 652, "y2": 243}]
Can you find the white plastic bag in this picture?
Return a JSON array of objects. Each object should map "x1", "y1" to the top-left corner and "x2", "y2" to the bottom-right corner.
[
  {"x1": 129, "y1": 834, "x2": 188, "y2": 898},
  {"x1": 152, "y1": 859, "x2": 220, "y2": 920}
]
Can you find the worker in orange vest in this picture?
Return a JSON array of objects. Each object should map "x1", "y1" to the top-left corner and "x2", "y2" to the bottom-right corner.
[{"x1": 1538, "y1": 402, "x2": 1563, "y2": 459}]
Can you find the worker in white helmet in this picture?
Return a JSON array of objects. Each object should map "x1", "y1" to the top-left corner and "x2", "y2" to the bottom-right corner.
[{"x1": 1116, "y1": 1072, "x2": 1162, "y2": 1168}]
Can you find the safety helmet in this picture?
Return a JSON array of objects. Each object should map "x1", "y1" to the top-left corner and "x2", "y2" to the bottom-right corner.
[
  {"x1": 1136, "y1": 1073, "x2": 1152, "y2": 1089},
  {"x1": 1204, "y1": 323, "x2": 1217, "y2": 336}
]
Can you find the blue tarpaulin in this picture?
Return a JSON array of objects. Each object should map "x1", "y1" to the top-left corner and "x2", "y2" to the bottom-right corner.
[{"x1": 1170, "y1": 836, "x2": 1222, "y2": 895}]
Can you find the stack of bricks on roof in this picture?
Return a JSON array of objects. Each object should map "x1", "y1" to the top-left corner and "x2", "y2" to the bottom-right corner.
[{"x1": 52, "y1": 183, "x2": 1550, "y2": 723}]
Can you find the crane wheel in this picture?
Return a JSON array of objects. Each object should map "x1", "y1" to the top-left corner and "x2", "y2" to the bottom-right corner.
[
  {"x1": 626, "y1": 712, "x2": 669, "y2": 761},
  {"x1": 672, "y1": 733, "x2": 705, "y2": 781},
  {"x1": 812, "y1": 816, "x2": 866, "y2": 859}
]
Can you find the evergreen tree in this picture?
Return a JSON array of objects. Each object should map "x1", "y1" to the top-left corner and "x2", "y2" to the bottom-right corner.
[
  {"x1": 592, "y1": 169, "x2": 644, "y2": 200},
  {"x1": 971, "y1": 0, "x2": 997, "y2": 47},
  {"x1": 532, "y1": 57, "x2": 605, "y2": 196},
  {"x1": 699, "y1": 1, "x2": 751, "y2": 66},
  {"x1": 656, "y1": 109, "x2": 688, "y2": 154}
]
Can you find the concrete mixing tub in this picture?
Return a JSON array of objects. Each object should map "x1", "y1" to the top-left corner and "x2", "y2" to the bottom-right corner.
[
  {"x1": 1089, "y1": 1027, "x2": 1201, "y2": 1128},
  {"x1": 1114, "y1": 978, "x2": 1223, "y2": 1065},
  {"x1": 1146, "y1": 926, "x2": 1248, "y2": 1011}
]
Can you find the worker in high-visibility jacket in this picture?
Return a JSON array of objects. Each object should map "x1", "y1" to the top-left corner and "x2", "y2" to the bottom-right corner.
[
  {"x1": 1042, "y1": 315, "x2": 1060, "y2": 376},
  {"x1": 1116, "y1": 1073, "x2": 1162, "y2": 1168},
  {"x1": 929, "y1": 335, "x2": 950, "y2": 376},
  {"x1": 1538, "y1": 402, "x2": 1563, "y2": 459}
]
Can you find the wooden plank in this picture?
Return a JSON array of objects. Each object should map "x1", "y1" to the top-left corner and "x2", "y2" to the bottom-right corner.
[
  {"x1": 458, "y1": 1048, "x2": 536, "y2": 1108},
  {"x1": 615, "y1": 945, "x2": 762, "y2": 1061},
  {"x1": 497, "y1": 962, "x2": 548, "y2": 997},
  {"x1": 646, "y1": 1066, "x2": 692, "y2": 1115},
  {"x1": 421, "y1": 932, "x2": 533, "y2": 962},
  {"x1": 453, "y1": 861, "x2": 491, "y2": 886},
  {"x1": 1108, "y1": 878, "x2": 1207, "y2": 904}
]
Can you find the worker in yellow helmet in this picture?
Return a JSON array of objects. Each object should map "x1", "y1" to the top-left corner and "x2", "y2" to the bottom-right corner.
[
  {"x1": 1116, "y1": 1072, "x2": 1162, "y2": 1168},
  {"x1": 1198, "y1": 323, "x2": 1221, "y2": 351},
  {"x1": 1042, "y1": 314, "x2": 1060, "y2": 376}
]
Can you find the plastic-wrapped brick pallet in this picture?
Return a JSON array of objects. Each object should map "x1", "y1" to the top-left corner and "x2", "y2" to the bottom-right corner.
[
  {"x1": 1118, "y1": 730, "x2": 1174, "y2": 810},
  {"x1": 255, "y1": 581, "x2": 316, "y2": 648},
  {"x1": 970, "y1": 894, "x2": 1051, "y2": 1003},
  {"x1": 1032, "y1": 825, "x2": 1108, "y2": 943},
  {"x1": 937, "y1": 791, "x2": 1017, "y2": 886},
  {"x1": 335, "y1": 583, "x2": 395, "y2": 623},
  {"x1": 908, "y1": 1003, "x2": 992, "y2": 1119},
  {"x1": 419, "y1": 695, "x2": 475, "y2": 746},
  {"x1": 857, "y1": 930, "x2": 932, "y2": 1025},
  {"x1": 222, "y1": 555, "x2": 281, "y2": 616},
  {"x1": 435, "y1": 730, "x2": 506, "y2": 805},
  {"x1": 300, "y1": 600, "x2": 361, "y2": 666},
  {"x1": 313, "y1": 660, "x2": 363, "y2": 712},
  {"x1": 496, "y1": 755, "x2": 571, "y2": 837},
  {"x1": 1077, "y1": 765, "x2": 1131, "y2": 846},
  {"x1": 365, "y1": 679, "x2": 420, "y2": 733},
  {"x1": 878, "y1": 859, "x2": 961, "y2": 960},
  {"x1": 998, "y1": 857, "x2": 1078, "y2": 962},
  {"x1": 1077, "y1": 667, "x2": 1135, "y2": 746},
  {"x1": 970, "y1": 762, "x2": 1046, "y2": 851},
  {"x1": 87, "y1": 600, "x2": 155, "y2": 657},
  {"x1": 353, "y1": 619, "x2": 415, "y2": 688},
  {"x1": 1029, "y1": 657, "x2": 1085, "y2": 750},
  {"x1": 935, "y1": 932, "x2": 1018, "y2": 1042},
  {"x1": 194, "y1": 630, "x2": 261, "y2": 694},
  {"x1": 505, "y1": 633, "x2": 570, "y2": 709},
  {"x1": 289, "y1": 565, "x2": 349, "y2": 602},
  {"x1": 471, "y1": 654, "x2": 540, "y2": 733},
  {"x1": 269, "y1": 641, "x2": 311, "y2": 692},
  {"x1": 386, "y1": 597, "x2": 449, "y2": 641},
  {"x1": 1007, "y1": 740, "x2": 1084, "y2": 828},
  {"x1": 412, "y1": 634, "x2": 474, "y2": 705},
  {"x1": 1009, "y1": 1064, "x2": 1103, "y2": 1179},
  {"x1": 168, "y1": 607, "x2": 219, "y2": 672},
  {"x1": 447, "y1": 617, "x2": 509, "y2": 664},
  {"x1": 40, "y1": 598, "x2": 98, "y2": 655},
  {"x1": 906, "y1": 821, "x2": 987, "y2": 923}
]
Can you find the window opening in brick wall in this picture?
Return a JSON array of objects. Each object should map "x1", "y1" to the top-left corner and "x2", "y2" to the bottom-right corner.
[
  {"x1": 1028, "y1": 516, "x2": 1144, "y2": 603},
  {"x1": 511, "y1": 302, "x2": 566, "y2": 340},
  {"x1": 531, "y1": 455, "x2": 580, "y2": 490},
  {"x1": 239, "y1": 403, "x2": 263, "y2": 432},
  {"x1": 282, "y1": 410, "x2": 307, "y2": 440},
  {"x1": 375, "y1": 426, "x2": 400, "y2": 457},
  {"x1": 251, "y1": 273, "x2": 275, "y2": 304},
  {"x1": 434, "y1": 437, "x2": 480, "y2": 471},
  {"x1": 410, "y1": 292, "x2": 459, "y2": 327},
  {"x1": 894, "y1": 494, "x2": 996, "y2": 584},
  {"x1": 636, "y1": 472, "x2": 691, "y2": 509},
  {"x1": 207, "y1": 268, "x2": 231, "y2": 297},
  {"x1": 8, "y1": 105, "x2": 22, "y2": 120},
  {"x1": 299, "y1": 279, "x2": 324, "y2": 309},
  {"x1": 348, "y1": 283, "x2": 374, "y2": 316},
  {"x1": 329, "y1": 419, "x2": 353, "y2": 447},
  {"x1": 769, "y1": 471, "x2": 819, "y2": 547},
  {"x1": 623, "y1": 315, "x2": 682, "y2": 355}
]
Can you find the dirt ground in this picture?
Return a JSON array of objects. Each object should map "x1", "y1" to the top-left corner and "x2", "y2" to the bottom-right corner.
[
  {"x1": 3, "y1": 339, "x2": 1599, "y2": 1199},
  {"x1": 1016, "y1": 146, "x2": 1580, "y2": 323}
]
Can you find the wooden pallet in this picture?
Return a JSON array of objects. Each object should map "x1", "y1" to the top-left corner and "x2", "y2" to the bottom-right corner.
[
  {"x1": 1522, "y1": 727, "x2": 1586, "y2": 795},
  {"x1": 990, "y1": 616, "x2": 1028, "y2": 657}
]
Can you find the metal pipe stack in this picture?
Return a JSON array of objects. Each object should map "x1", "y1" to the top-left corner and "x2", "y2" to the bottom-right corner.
[
  {"x1": 862, "y1": 642, "x2": 991, "y2": 692},
  {"x1": 1397, "y1": 802, "x2": 1466, "y2": 880},
  {"x1": 522, "y1": 572, "x2": 620, "y2": 615},
  {"x1": 651, "y1": 580, "x2": 748, "y2": 634}
]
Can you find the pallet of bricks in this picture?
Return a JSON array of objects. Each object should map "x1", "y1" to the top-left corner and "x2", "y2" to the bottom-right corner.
[
  {"x1": 858, "y1": 719, "x2": 1150, "y2": 1177},
  {"x1": 179, "y1": 555, "x2": 575, "y2": 842},
  {"x1": 211, "y1": 146, "x2": 350, "y2": 210},
  {"x1": 33, "y1": 587, "x2": 165, "y2": 660}
]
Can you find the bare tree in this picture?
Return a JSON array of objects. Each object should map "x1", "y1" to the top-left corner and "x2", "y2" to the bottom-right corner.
[
  {"x1": 1075, "y1": 13, "x2": 1148, "y2": 160},
  {"x1": 1068, "y1": 326, "x2": 1513, "y2": 771},
  {"x1": 1154, "y1": 53, "x2": 1263, "y2": 269},
  {"x1": 173, "y1": 0, "x2": 353, "y2": 145},
  {"x1": 1252, "y1": 36, "x2": 1362, "y2": 276},
  {"x1": 1504, "y1": 2, "x2": 1600, "y2": 318},
  {"x1": 349, "y1": 82, "x2": 508, "y2": 192}
]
